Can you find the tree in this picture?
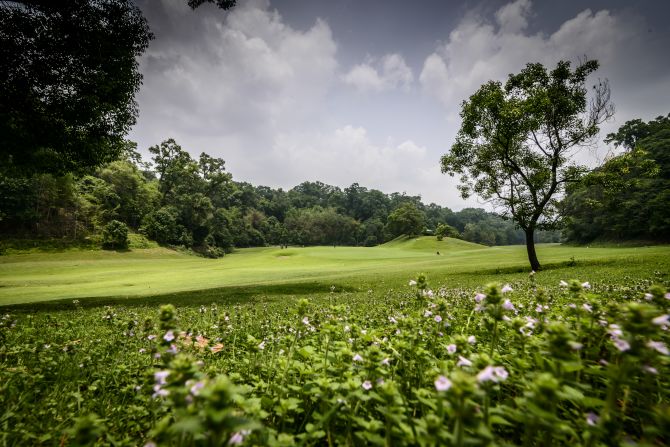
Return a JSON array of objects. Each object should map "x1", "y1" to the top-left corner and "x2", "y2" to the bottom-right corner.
[
  {"x1": 441, "y1": 59, "x2": 614, "y2": 270},
  {"x1": 384, "y1": 203, "x2": 425, "y2": 239},
  {"x1": 0, "y1": 1, "x2": 152, "y2": 174}
]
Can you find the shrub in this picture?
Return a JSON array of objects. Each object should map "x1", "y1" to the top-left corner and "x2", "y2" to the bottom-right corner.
[{"x1": 101, "y1": 220, "x2": 129, "y2": 249}]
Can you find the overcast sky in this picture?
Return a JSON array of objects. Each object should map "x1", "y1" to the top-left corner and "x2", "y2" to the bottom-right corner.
[{"x1": 130, "y1": 0, "x2": 670, "y2": 210}]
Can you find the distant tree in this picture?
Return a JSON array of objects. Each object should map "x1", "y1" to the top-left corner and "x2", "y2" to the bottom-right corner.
[
  {"x1": 441, "y1": 59, "x2": 614, "y2": 270},
  {"x1": 385, "y1": 203, "x2": 425, "y2": 239},
  {"x1": 101, "y1": 220, "x2": 129, "y2": 250},
  {"x1": 435, "y1": 223, "x2": 460, "y2": 239},
  {"x1": 0, "y1": 1, "x2": 152, "y2": 174}
]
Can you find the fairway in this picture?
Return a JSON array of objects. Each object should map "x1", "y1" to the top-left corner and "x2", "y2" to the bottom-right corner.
[{"x1": 1, "y1": 237, "x2": 669, "y2": 305}]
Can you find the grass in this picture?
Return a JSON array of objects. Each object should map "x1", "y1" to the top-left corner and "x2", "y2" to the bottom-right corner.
[{"x1": 1, "y1": 237, "x2": 669, "y2": 307}]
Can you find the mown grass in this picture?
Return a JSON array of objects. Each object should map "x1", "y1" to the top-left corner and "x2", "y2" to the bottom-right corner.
[{"x1": 1, "y1": 237, "x2": 668, "y2": 306}]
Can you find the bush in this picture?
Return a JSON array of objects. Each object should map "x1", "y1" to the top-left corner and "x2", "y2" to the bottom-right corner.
[{"x1": 101, "y1": 220, "x2": 129, "y2": 250}]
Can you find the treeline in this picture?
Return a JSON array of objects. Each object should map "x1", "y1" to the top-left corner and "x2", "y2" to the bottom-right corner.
[
  {"x1": 562, "y1": 114, "x2": 670, "y2": 244},
  {"x1": 0, "y1": 138, "x2": 559, "y2": 254}
]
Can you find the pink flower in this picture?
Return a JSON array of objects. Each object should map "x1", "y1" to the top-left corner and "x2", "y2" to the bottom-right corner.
[
  {"x1": 652, "y1": 314, "x2": 669, "y2": 326},
  {"x1": 647, "y1": 340, "x2": 669, "y2": 355},
  {"x1": 190, "y1": 381, "x2": 205, "y2": 396},
  {"x1": 302, "y1": 316, "x2": 310, "y2": 326},
  {"x1": 644, "y1": 293, "x2": 654, "y2": 301},
  {"x1": 457, "y1": 355, "x2": 472, "y2": 367},
  {"x1": 559, "y1": 280, "x2": 568, "y2": 287},
  {"x1": 447, "y1": 344, "x2": 457, "y2": 354},
  {"x1": 409, "y1": 280, "x2": 417, "y2": 286},
  {"x1": 477, "y1": 365, "x2": 508, "y2": 383},
  {"x1": 434, "y1": 375, "x2": 452, "y2": 391},
  {"x1": 612, "y1": 338, "x2": 630, "y2": 352},
  {"x1": 474, "y1": 293, "x2": 486, "y2": 303},
  {"x1": 352, "y1": 354, "x2": 363, "y2": 362},
  {"x1": 467, "y1": 335, "x2": 476, "y2": 344},
  {"x1": 582, "y1": 282, "x2": 591, "y2": 289},
  {"x1": 163, "y1": 330, "x2": 175, "y2": 342},
  {"x1": 501, "y1": 284, "x2": 513, "y2": 294},
  {"x1": 154, "y1": 370, "x2": 169, "y2": 385},
  {"x1": 362, "y1": 380, "x2": 373, "y2": 390},
  {"x1": 582, "y1": 303, "x2": 592, "y2": 313},
  {"x1": 586, "y1": 412, "x2": 599, "y2": 426},
  {"x1": 502, "y1": 299, "x2": 515, "y2": 311},
  {"x1": 381, "y1": 358, "x2": 391, "y2": 366},
  {"x1": 434, "y1": 315, "x2": 442, "y2": 323}
]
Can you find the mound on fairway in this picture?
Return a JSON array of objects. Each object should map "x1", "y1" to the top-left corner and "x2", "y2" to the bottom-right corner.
[{"x1": 380, "y1": 235, "x2": 486, "y2": 252}]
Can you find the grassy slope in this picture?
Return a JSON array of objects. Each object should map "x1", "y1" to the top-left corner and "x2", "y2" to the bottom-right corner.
[{"x1": 1, "y1": 237, "x2": 669, "y2": 306}]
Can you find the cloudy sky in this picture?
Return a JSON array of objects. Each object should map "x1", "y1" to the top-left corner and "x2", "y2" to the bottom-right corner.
[{"x1": 130, "y1": 0, "x2": 670, "y2": 209}]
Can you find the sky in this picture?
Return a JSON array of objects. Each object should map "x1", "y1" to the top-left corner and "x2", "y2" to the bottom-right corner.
[{"x1": 130, "y1": 0, "x2": 670, "y2": 210}]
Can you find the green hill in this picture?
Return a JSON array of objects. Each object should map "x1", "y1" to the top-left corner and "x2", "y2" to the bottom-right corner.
[{"x1": 380, "y1": 235, "x2": 486, "y2": 252}]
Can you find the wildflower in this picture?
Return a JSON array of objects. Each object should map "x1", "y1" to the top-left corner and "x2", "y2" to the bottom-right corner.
[
  {"x1": 582, "y1": 282, "x2": 591, "y2": 289},
  {"x1": 477, "y1": 365, "x2": 508, "y2": 383},
  {"x1": 652, "y1": 314, "x2": 669, "y2": 326},
  {"x1": 475, "y1": 304, "x2": 484, "y2": 312},
  {"x1": 423, "y1": 289, "x2": 434, "y2": 298},
  {"x1": 190, "y1": 381, "x2": 205, "y2": 396},
  {"x1": 529, "y1": 270, "x2": 536, "y2": 276},
  {"x1": 643, "y1": 365, "x2": 659, "y2": 375},
  {"x1": 302, "y1": 316, "x2": 310, "y2": 326},
  {"x1": 388, "y1": 316, "x2": 397, "y2": 324},
  {"x1": 163, "y1": 330, "x2": 175, "y2": 342},
  {"x1": 586, "y1": 412, "x2": 599, "y2": 426},
  {"x1": 211, "y1": 343, "x2": 224, "y2": 353},
  {"x1": 196, "y1": 335, "x2": 209, "y2": 348},
  {"x1": 228, "y1": 430, "x2": 250, "y2": 445},
  {"x1": 258, "y1": 341, "x2": 265, "y2": 350},
  {"x1": 434, "y1": 375, "x2": 452, "y2": 391},
  {"x1": 352, "y1": 354, "x2": 363, "y2": 362},
  {"x1": 647, "y1": 340, "x2": 669, "y2": 355},
  {"x1": 468, "y1": 335, "x2": 476, "y2": 344},
  {"x1": 474, "y1": 293, "x2": 486, "y2": 303},
  {"x1": 362, "y1": 380, "x2": 373, "y2": 390},
  {"x1": 139, "y1": 348, "x2": 146, "y2": 353},
  {"x1": 434, "y1": 315, "x2": 442, "y2": 323},
  {"x1": 154, "y1": 370, "x2": 170, "y2": 385},
  {"x1": 559, "y1": 280, "x2": 568, "y2": 287},
  {"x1": 665, "y1": 292, "x2": 670, "y2": 300},
  {"x1": 457, "y1": 356, "x2": 472, "y2": 367},
  {"x1": 520, "y1": 326, "x2": 533, "y2": 337},
  {"x1": 607, "y1": 324, "x2": 623, "y2": 337},
  {"x1": 502, "y1": 299, "x2": 515, "y2": 311},
  {"x1": 361, "y1": 329, "x2": 367, "y2": 335},
  {"x1": 409, "y1": 280, "x2": 417, "y2": 286},
  {"x1": 502, "y1": 315, "x2": 511, "y2": 322},
  {"x1": 344, "y1": 325, "x2": 350, "y2": 332},
  {"x1": 582, "y1": 303, "x2": 592, "y2": 313},
  {"x1": 644, "y1": 293, "x2": 654, "y2": 301},
  {"x1": 612, "y1": 338, "x2": 630, "y2": 352},
  {"x1": 568, "y1": 303, "x2": 576, "y2": 309},
  {"x1": 447, "y1": 344, "x2": 457, "y2": 354},
  {"x1": 167, "y1": 344, "x2": 178, "y2": 355},
  {"x1": 424, "y1": 310, "x2": 433, "y2": 318},
  {"x1": 569, "y1": 341, "x2": 583, "y2": 351},
  {"x1": 535, "y1": 305, "x2": 544, "y2": 313},
  {"x1": 381, "y1": 358, "x2": 391, "y2": 366},
  {"x1": 501, "y1": 284, "x2": 513, "y2": 294}
]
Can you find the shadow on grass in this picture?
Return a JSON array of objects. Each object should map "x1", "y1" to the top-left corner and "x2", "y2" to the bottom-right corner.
[
  {"x1": 4, "y1": 281, "x2": 359, "y2": 312},
  {"x1": 461, "y1": 258, "x2": 622, "y2": 276}
]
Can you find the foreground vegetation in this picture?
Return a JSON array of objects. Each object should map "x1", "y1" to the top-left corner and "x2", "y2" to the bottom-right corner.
[{"x1": 2, "y1": 244, "x2": 669, "y2": 445}]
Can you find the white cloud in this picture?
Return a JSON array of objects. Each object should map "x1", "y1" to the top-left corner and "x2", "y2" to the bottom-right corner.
[
  {"x1": 419, "y1": 0, "x2": 666, "y2": 137},
  {"x1": 268, "y1": 125, "x2": 471, "y2": 206},
  {"x1": 343, "y1": 53, "x2": 414, "y2": 92},
  {"x1": 132, "y1": 0, "x2": 338, "y2": 166}
]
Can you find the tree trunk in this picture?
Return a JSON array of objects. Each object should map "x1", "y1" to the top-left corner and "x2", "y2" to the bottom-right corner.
[{"x1": 525, "y1": 227, "x2": 541, "y2": 271}]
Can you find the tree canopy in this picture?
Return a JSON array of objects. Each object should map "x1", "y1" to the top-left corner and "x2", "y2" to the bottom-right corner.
[
  {"x1": 0, "y1": 0, "x2": 153, "y2": 174},
  {"x1": 441, "y1": 59, "x2": 613, "y2": 270}
]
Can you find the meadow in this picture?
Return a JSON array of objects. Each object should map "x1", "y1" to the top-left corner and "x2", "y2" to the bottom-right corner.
[{"x1": 1, "y1": 238, "x2": 669, "y2": 445}]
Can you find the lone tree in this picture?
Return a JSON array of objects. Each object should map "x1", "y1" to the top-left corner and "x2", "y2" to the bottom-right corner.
[{"x1": 441, "y1": 60, "x2": 614, "y2": 271}]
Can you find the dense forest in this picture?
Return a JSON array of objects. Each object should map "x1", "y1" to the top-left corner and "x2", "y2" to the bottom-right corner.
[
  {"x1": 2, "y1": 114, "x2": 668, "y2": 255},
  {"x1": 0, "y1": 137, "x2": 559, "y2": 255},
  {"x1": 562, "y1": 114, "x2": 670, "y2": 244}
]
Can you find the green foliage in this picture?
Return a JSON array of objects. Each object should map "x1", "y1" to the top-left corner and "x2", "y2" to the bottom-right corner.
[
  {"x1": 1, "y1": 266, "x2": 669, "y2": 445},
  {"x1": 101, "y1": 220, "x2": 129, "y2": 250},
  {"x1": 563, "y1": 114, "x2": 670, "y2": 243},
  {"x1": 0, "y1": 1, "x2": 152, "y2": 174},
  {"x1": 442, "y1": 59, "x2": 613, "y2": 270},
  {"x1": 385, "y1": 202, "x2": 425, "y2": 239},
  {"x1": 436, "y1": 223, "x2": 461, "y2": 240}
]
